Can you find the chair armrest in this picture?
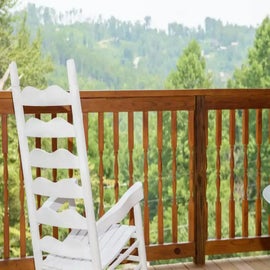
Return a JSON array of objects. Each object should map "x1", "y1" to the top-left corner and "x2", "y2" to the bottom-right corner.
[{"x1": 96, "y1": 182, "x2": 143, "y2": 235}]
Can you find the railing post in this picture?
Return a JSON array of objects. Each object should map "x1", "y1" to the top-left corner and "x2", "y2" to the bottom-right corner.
[{"x1": 193, "y1": 95, "x2": 207, "y2": 265}]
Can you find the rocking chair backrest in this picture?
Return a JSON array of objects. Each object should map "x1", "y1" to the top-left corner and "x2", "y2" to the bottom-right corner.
[
  {"x1": 10, "y1": 59, "x2": 101, "y2": 270},
  {"x1": 10, "y1": 59, "x2": 147, "y2": 270}
]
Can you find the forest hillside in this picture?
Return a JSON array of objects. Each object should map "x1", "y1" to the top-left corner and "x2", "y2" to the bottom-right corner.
[{"x1": 18, "y1": 3, "x2": 256, "y2": 89}]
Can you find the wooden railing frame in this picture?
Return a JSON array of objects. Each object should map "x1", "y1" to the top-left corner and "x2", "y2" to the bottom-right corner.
[
  {"x1": 193, "y1": 95, "x2": 207, "y2": 265},
  {"x1": 1, "y1": 88, "x2": 270, "y2": 269}
]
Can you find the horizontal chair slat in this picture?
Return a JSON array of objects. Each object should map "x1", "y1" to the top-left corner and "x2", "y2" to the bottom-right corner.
[
  {"x1": 21, "y1": 86, "x2": 71, "y2": 106},
  {"x1": 32, "y1": 177, "x2": 83, "y2": 198},
  {"x1": 25, "y1": 117, "x2": 75, "y2": 138},
  {"x1": 36, "y1": 207, "x2": 87, "y2": 229},
  {"x1": 29, "y1": 149, "x2": 79, "y2": 169}
]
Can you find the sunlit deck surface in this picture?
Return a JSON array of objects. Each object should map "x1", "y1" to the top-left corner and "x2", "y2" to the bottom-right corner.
[{"x1": 150, "y1": 255, "x2": 270, "y2": 270}]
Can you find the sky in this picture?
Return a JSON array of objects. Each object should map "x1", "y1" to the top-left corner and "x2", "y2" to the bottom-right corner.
[{"x1": 17, "y1": 0, "x2": 270, "y2": 30}]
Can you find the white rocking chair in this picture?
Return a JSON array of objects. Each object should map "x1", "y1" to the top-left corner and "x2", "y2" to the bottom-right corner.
[{"x1": 10, "y1": 59, "x2": 147, "y2": 270}]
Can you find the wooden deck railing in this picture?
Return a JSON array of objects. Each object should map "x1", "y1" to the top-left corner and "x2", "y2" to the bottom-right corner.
[{"x1": 1, "y1": 89, "x2": 270, "y2": 269}]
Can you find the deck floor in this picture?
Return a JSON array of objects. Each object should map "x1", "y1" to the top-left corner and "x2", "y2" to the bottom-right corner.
[{"x1": 149, "y1": 255, "x2": 270, "y2": 270}]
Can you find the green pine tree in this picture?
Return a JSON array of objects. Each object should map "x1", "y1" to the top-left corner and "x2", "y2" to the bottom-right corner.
[
  {"x1": 165, "y1": 39, "x2": 213, "y2": 89},
  {"x1": 228, "y1": 16, "x2": 270, "y2": 88}
]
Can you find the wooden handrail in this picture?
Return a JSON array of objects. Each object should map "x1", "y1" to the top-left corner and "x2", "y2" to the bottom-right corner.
[{"x1": 1, "y1": 88, "x2": 270, "y2": 269}]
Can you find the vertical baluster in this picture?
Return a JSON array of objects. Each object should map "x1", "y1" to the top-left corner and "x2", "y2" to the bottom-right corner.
[
  {"x1": 229, "y1": 110, "x2": 236, "y2": 238},
  {"x1": 2, "y1": 114, "x2": 9, "y2": 259},
  {"x1": 157, "y1": 111, "x2": 164, "y2": 244},
  {"x1": 143, "y1": 111, "x2": 150, "y2": 245},
  {"x1": 113, "y1": 112, "x2": 119, "y2": 202},
  {"x1": 242, "y1": 109, "x2": 249, "y2": 237},
  {"x1": 215, "y1": 110, "x2": 222, "y2": 239},
  {"x1": 83, "y1": 112, "x2": 89, "y2": 147},
  {"x1": 98, "y1": 112, "x2": 104, "y2": 217},
  {"x1": 171, "y1": 111, "x2": 178, "y2": 243},
  {"x1": 128, "y1": 112, "x2": 134, "y2": 225},
  {"x1": 128, "y1": 112, "x2": 134, "y2": 186},
  {"x1": 256, "y1": 109, "x2": 262, "y2": 236},
  {"x1": 188, "y1": 111, "x2": 194, "y2": 242}
]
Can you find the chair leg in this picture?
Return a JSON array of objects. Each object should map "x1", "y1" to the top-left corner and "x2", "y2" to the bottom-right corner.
[{"x1": 134, "y1": 204, "x2": 148, "y2": 270}]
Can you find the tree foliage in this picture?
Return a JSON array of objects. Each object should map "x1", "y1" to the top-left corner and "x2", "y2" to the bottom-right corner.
[
  {"x1": 0, "y1": 2, "x2": 53, "y2": 89},
  {"x1": 0, "y1": 0, "x2": 16, "y2": 77},
  {"x1": 165, "y1": 40, "x2": 213, "y2": 89},
  {"x1": 18, "y1": 3, "x2": 256, "y2": 89},
  {"x1": 228, "y1": 16, "x2": 270, "y2": 88}
]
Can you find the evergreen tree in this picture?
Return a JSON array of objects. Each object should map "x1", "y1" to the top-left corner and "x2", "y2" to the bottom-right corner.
[
  {"x1": 0, "y1": 0, "x2": 16, "y2": 79},
  {"x1": 165, "y1": 39, "x2": 213, "y2": 89},
  {"x1": 228, "y1": 16, "x2": 270, "y2": 88},
  {"x1": 0, "y1": 1, "x2": 53, "y2": 89},
  {"x1": 8, "y1": 15, "x2": 53, "y2": 88},
  {"x1": 159, "y1": 40, "x2": 213, "y2": 244}
]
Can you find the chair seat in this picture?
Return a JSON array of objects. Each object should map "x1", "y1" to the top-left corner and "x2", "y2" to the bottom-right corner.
[
  {"x1": 43, "y1": 255, "x2": 92, "y2": 270},
  {"x1": 99, "y1": 224, "x2": 137, "y2": 267},
  {"x1": 43, "y1": 224, "x2": 137, "y2": 270}
]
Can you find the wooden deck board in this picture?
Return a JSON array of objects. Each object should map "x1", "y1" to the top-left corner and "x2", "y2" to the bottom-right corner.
[
  {"x1": 241, "y1": 256, "x2": 269, "y2": 270},
  {"x1": 150, "y1": 255, "x2": 270, "y2": 270},
  {"x1": 257, "y1": 255, "x2": 270, "y2": 267},
  {"x1": 185, "y1": 261, "x2": 220, "y2": 269},
  {"x1": 228, "y1": 257, "x2": 254, "y2": 270},
  {"x1": 212, "y1": 259, "x2": 237, "y2": 270}
]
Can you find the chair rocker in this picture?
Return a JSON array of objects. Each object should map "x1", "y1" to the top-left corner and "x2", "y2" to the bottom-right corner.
[{"x1": 10, "y1": 59, "x2": 147, "y2": 270}]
